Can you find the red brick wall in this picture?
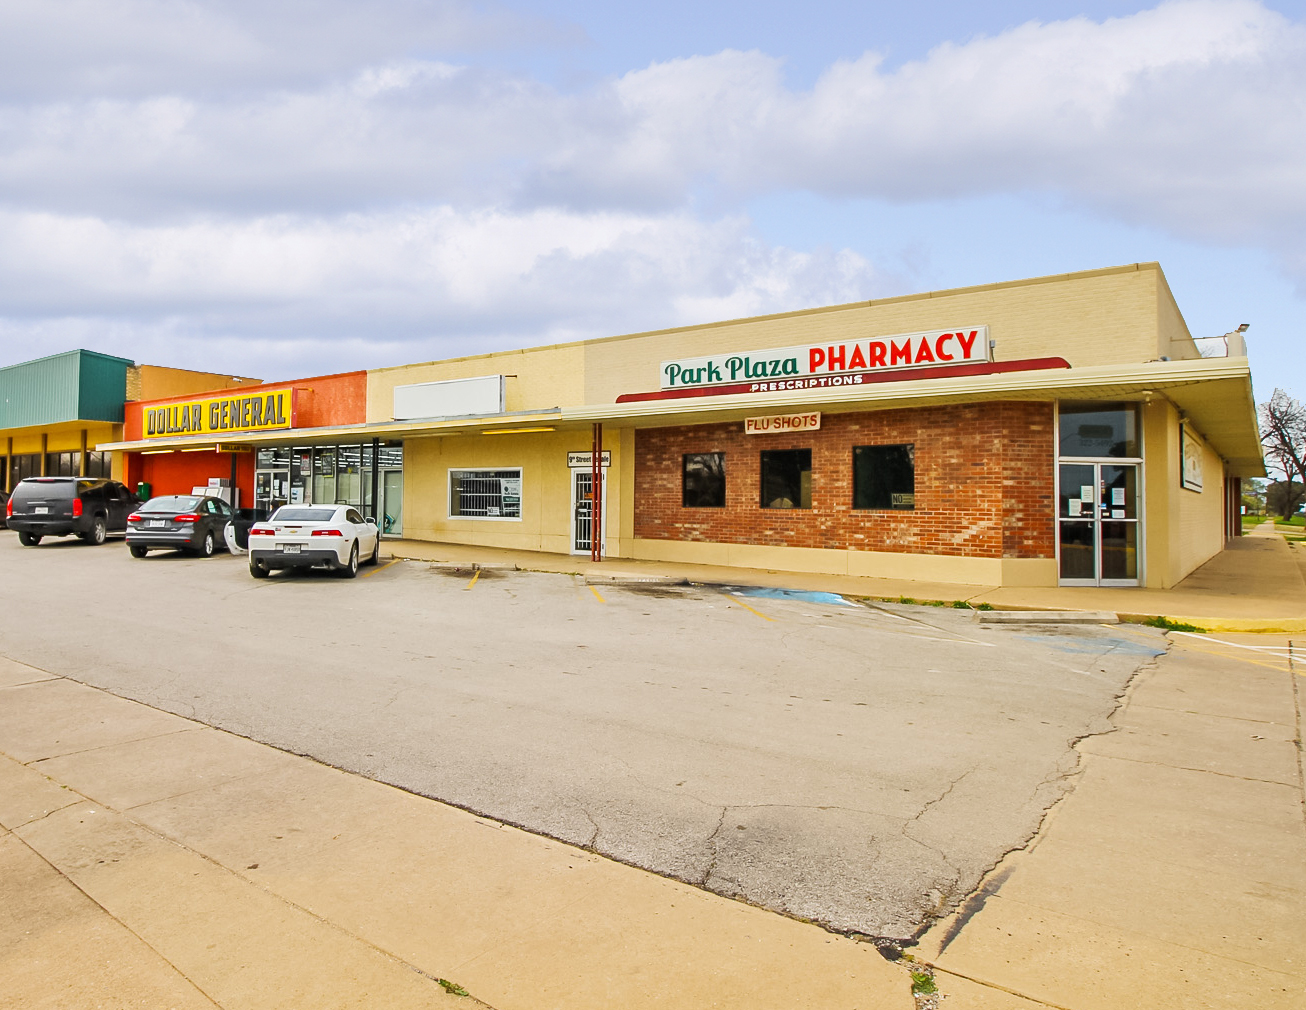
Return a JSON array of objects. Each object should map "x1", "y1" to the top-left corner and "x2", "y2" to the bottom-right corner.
[{"x1": 633, "y1": 402, "x2": 1054, "y2": 559}]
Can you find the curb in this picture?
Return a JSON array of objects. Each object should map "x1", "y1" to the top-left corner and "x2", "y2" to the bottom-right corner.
[
  {"x1": 1116, "y1": 613, "x2": 1306, "y2": 635},
  {"x1": 976, "y1": 610, "x2": 1119, "y2": 625}
]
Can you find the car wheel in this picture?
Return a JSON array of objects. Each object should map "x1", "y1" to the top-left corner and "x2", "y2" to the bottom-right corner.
[
  {"x1": 366, "y1": 536, "x2": 380, "y2": 566},
  {"x1": 338, "y1": 541, "x2": 359, "y2": 578},
  {"x1": 199, "y1": 531, "x2": 215, "y2": 557},
  {"x1": 83, "y1": 517, "x2": 107, "y2": 545},
  {"x1": 129, "y1": 545, "x2": 148, "y2": 558},
  {"x1": 249, "y1": 558, "x2": 270, "y2": 579},
  {"x1": 18, "y1": 532, "x2": 41, "y2": 546}
]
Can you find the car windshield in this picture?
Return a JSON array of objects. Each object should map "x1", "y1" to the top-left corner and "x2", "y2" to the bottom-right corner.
[
  {"x1": 272, "y1": 507, "x2": 338, "y2": 522},
  {"x1": 141, "y1": 496, "x2": 203, "y2": 513}
]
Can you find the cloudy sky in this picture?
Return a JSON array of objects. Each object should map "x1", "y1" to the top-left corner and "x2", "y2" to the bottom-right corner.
[{"x1": 0, "y1": 0, "x2": 1302, "y2": 401}]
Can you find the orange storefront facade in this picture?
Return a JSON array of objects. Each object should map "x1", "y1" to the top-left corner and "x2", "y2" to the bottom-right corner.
[{"x1": 120, "y1": 371, "x2": 386, "y2": 522}]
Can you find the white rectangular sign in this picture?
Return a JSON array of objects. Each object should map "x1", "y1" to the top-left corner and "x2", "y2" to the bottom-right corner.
[
  {"x1": 568, "y1": 451, "x2": 612, "y2": 468},
  {"x1": 660, "y1": 327, "x2": 990, "y2": 390},
  {"x1": 744, "y1": 412, "x2": 821, "y2": 434},
  {"x1": 393, "y1": 374, "x2": 505, "y2": 420}
]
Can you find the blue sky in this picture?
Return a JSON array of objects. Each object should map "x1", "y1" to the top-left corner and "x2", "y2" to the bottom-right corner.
[{"x1": 0, "y1": 0, "x2": 1301, "y2": 405}]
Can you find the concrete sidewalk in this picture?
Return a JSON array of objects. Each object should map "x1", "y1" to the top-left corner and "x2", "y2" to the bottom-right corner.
[
  {"x1": 386, "y1": 522, "x2": 1306, "y2": 634},
  {"x1": 3, "y1": 632, "x2": 1304, "y2": 1008},
  {"x1": 0, "y1": 656, "x2": 913, "y2": 1010},
  {"x1": 916, "y1": 630, "x2": 1306, "y2": 1009}
]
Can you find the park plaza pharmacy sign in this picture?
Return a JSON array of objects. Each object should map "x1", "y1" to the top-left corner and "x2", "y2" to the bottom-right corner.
[
  {"x1": 144, "y1": 388, "x2": 296, "y2": 438},
  {"x1": 660, "y1": 327, "x2": 991, "y2": 392}
]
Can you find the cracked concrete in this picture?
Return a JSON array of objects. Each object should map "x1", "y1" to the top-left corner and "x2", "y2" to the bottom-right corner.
[{"x1": 0, "y1": 537, "x2": 1163, "y2": 938}]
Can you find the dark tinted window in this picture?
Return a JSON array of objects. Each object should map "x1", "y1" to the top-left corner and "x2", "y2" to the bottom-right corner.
[
  {"x1": 9, "y1": 454, "x2": 40, "y2": 487},
  {"x1": 346, "y1": 509, "x2": 365, "y2": 524},
  {"x1": 683, "y1": 453, "x2": 726, "y2": 507},
  {"x1": 85, "y1": 452, "x2": 112, "y2": 479},
  {"x1": 1059, "y1": 402, "x2": 1139, "y2": 458},
  {"x1": 853, "y1": 445, "x2": 916, "y2": 510},
  {"x1": 12, "y1": 478, "x2": 78, "y2": 501},
  {"x1": 760, "y1": 449, "x2": 812, "y2": 509}
]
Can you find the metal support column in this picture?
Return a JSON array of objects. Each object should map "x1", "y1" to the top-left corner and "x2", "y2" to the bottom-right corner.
[
  {"x1": 370, "y1": 438, "x2": 380, "y2": 526},
  {"x1": 590, "y1": 423, "x2": 603, "y2": 562}
]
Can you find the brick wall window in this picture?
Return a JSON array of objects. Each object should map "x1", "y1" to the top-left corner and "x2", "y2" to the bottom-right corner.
[
  {"x1": 682, "y1": 453, "x2": 726, "y2": 507},
  {"x1": 760, "y1": 449, "x2": 811, "y2": 509},
  {"x1": 853, "y1": 444, "x2": 915, "y2": 510}
]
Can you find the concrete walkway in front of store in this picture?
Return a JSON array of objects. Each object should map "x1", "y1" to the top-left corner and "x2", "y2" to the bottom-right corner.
[
  {"x1": 386, "y1": 520, "x2": 1306, "y2": 633},
  {"x1": 0, "y1": 655, "x2": 914, "y2": 1010},
  {"x1": 4, "y1": 623, "x2": 1303, "y2": 1008}
]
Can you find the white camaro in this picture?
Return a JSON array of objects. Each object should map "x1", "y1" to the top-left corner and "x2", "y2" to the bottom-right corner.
[{"x1": 247, "y1": 504, "x2": 381, "y2": 579}]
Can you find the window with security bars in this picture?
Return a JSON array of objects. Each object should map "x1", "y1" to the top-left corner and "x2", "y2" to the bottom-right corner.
[{"x1": 449, "y1": 468, "x2": 522, "y2": 519}]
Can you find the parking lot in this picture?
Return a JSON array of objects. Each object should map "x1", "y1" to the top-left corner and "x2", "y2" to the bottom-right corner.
[{"x1": 0, "y1": 531, "x2": 1167, "y2": 938}]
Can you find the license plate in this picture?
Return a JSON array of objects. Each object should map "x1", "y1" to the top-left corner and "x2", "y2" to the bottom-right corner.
[
  {"x1": 34, "y1": 506, "x2": 48, "y2": 514},
  {"x1": 149, "y1": 520, "x2": 166, "y2": 528},
  {"x1": 281, "y1": 544, "x2": 301, "y2": 554}
]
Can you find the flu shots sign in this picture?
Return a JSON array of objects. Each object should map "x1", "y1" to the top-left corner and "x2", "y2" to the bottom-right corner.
[{"x1": 660, "y1": 327, "x2": 990, "y2": 391}]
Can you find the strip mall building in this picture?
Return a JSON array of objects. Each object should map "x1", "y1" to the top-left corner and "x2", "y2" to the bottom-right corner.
[{"x1": 95, "y1": 263, "x2": 1262, "y2": 589}]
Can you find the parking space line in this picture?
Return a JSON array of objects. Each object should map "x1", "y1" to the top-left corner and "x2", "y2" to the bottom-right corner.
[
  {"x1": 465, "y1": 570, "x2": 481, "y2": 591},
  {"x1": 361, "y1": 558, "x2": 400, "y2": 578},
  {"x1": 725, "y1": 592, "x2": 773, "y2": 622},
  {"x1": 589, "y1": 585, "x2": 606, "y2": 603}
]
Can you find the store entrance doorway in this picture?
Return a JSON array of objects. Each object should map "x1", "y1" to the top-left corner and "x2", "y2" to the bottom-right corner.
[
  {"x1": 379, "y1": 469, "x2": 404, "y2": 535},
  {"x1": 570, "y1": 468, "x2": 607, "y2": 556},
  {"x1": 1057, "y1": 462, "x2": 1140, "y2": 586}
]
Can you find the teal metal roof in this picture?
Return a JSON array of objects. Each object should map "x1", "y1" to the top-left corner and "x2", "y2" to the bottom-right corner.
[{"x1": 0, "y1": 350, "x2": 134, "y2": 429}]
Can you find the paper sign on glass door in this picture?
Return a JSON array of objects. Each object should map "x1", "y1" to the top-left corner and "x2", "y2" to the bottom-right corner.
[
  {"x1": 1068, "y1": 500, "x2": 1082, "y2": 516},
  {"x1": 1112, "y1": 487, "x2": 1125, "y2": 505},
  {"x1": 1080, "y1": 486, "x2": 1094, "y2": 502}
]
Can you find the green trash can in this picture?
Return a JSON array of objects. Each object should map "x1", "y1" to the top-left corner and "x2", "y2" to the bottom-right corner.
[{"x1": 136, "y1": 481, "x2": 152, "y2": 502}]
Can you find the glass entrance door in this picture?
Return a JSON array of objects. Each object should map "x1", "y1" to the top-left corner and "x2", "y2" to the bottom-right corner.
[{"x1": 1058, "y1": 463, "x2": 1139, "y2": 585}]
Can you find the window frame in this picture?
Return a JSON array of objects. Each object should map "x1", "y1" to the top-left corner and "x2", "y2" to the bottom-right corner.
[
  {"x1": 852, "y1": 443, "x2": 917, "y2": 511},
  {"x1": 447, "y1": 467, "x2": 524, "y2": 521},
  {"x1": 758, "y1": 448, "x2": 812, "y2": 510},
  {"x1": 681, "y1": 452, "x2": 727, "y2": 508}
]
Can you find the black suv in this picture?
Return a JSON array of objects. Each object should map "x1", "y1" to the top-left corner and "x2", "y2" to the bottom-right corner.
[{"x1": 7, "y1": 477, "x2": 138, "y2": 546}]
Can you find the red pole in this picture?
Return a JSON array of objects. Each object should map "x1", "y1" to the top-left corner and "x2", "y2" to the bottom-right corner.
[{"x1": 591, "y1": 422, "x2": 603, "y2": 562}]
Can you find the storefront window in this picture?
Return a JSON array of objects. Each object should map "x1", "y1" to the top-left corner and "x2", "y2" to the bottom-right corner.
[
  {"x1": 1058, "y1": 402, "x2": 1140, "y2": 458},
  {"x1": 760, "y1": 449, "x2": 811, "y2": 509},
  {"x1": 683, "y1": 453, "x2": 725, "y2": 507},
  {"x1": 450, "y1": 468, "x2": 522, "y2": 519},
  {"x1": 853, "y1": 444, "x2": 915, "y2": 509},
  {"x1": 85, "y1": 452, "x2": 112, "y2": 478},
  {"x1": 43, "y1": 452, "x2": 82, "y2": 477}
]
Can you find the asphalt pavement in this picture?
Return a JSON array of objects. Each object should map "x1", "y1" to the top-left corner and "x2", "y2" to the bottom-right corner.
[{"x1": 0, "y1": 532, "x2": 1163, "y2": 938}]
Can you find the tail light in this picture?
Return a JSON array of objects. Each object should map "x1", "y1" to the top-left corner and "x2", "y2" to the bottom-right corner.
[
  {"x1": 72, "y1": 498, "x2": 83, "y2": 517},
  {"x1": 249, "y1": 527, "x2": 276, "y2": 536},
  {"x1": 5, "y1": 498, "x2": 11, "y2": 518},
  {"x1": 311, "y1": 529, "x2": 343, "y2": 537},
  {"x1": 127, "y1": 513, "x2": 142, "y2": 522},
  {"x1": 174, "y1": 513, "x2": 201, "y2": 523}
]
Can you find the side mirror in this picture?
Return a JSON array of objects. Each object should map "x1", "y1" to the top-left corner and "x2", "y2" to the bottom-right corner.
[{"x1": 365, "y1": 516, "x2": 377, "y2": 526}]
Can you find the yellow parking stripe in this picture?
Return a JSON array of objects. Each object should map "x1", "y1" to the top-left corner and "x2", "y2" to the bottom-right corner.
[
  {"x1": 727, "y1": 593, "x2": 774, "y2": 622},
  {"x1": 589, "y1": 585, "x2": 606, "y2": 603},
  {"x1": 465, "y1": 570, "x2": 481, "y2": 591},
  {"x1": 361, "y1": 558, "x2": 399, "y2": 578}
]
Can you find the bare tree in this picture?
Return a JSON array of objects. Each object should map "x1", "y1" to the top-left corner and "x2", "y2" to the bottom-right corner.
[{"x1": 1259, "y1": 389, "x2": 1306, "y2": 519}]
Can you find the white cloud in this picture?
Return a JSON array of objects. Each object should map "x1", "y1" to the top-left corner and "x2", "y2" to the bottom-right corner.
[
  {"x1": 0, "y1": 208, "x2": 884, "y2": 375},
  {"x1": 1, "y1": 0, "x2": 1304, "y2": 370}
]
